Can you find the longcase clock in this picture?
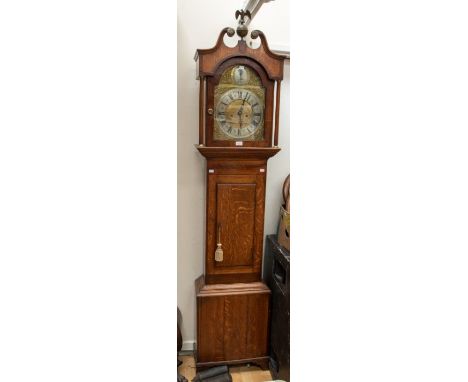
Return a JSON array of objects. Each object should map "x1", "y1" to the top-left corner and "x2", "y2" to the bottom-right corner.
[{"x1": 194, "y1": 12, "x2": 285, "y2": 371}]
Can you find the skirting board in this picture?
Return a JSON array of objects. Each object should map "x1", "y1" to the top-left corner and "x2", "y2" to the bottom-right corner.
[{"x1": 181, "y1": 340, "x2": 195, "y2": 352}]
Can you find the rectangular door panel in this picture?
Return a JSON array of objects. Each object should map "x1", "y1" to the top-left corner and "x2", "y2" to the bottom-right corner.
[
  {"x1": 216, "y1": 183, "x2": 256, "y2": 267},
  {"x1": 206, "y1": 172, "x2": 266, "y2": 284}
]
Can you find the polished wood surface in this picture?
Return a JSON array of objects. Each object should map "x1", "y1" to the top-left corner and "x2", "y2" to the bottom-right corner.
[
  {"x1": 205, "y1": 166, "x2": 266, "y2": 284},
  {"x1": 216, "y1": 182, "x2": 256, "y2": 267},
  {"x1": 193, "y1": 27, "x2": 284, "y2": 371},
  {"x1": 195, "y1": 276, "x2": 270, "y2": 369},
  {"x1": 195, "y1": 28, "x2": 284, "y2": 80},
  {"x1": 196, "y1": 145, "x2": 280, "y2": 159},
  {"x1": 199, "y1": 76, "x2": 206, "y2": 145},
  {"x1": 274, "y1": 81, "x2": 281, "y2": 147},
  {"x1": 178, "y1": 355, "x2": 272, "y2": 382},
  {"x1": 196, "y1": 277, "x2": 270, "y2": 296}
]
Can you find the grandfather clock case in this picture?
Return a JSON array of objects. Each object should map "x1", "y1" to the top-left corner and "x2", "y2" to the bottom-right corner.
[{"x1": 194, "y1": 16, "x2": 285, "y2": 371}]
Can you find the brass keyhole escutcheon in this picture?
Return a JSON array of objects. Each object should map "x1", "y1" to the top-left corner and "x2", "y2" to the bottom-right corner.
[{"x1": 207, "y1": 108, "x2": 213, "y2": 115}]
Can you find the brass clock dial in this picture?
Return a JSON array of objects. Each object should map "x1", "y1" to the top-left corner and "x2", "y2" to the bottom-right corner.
[
  {"x1": 215, "y1": 88, "x2": 263, "y2": 139},
  {"x1": 213, "y1": 65, "x2": 265, "y2": 142}
]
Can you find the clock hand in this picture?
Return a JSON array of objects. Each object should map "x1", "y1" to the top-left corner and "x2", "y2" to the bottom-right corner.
[
  {"x1": 237, "y1": 107, "x2": 243, "y2": 129},
  {"x1": 237, "y1": 94, "x2": 248, "y2": 116},
  {"x1": 237, "y1": 93, "x2": 249, "y2": 129}
]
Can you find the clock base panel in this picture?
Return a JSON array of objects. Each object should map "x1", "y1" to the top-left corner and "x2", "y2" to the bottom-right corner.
[{"x1": 195, "y1": 275, "x2": 271, "y2": 369}]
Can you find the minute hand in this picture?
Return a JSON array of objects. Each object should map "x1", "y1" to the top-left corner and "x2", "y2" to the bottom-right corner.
[{"x1": 237, "y1": 96, "x2": 248, "y2": 128}]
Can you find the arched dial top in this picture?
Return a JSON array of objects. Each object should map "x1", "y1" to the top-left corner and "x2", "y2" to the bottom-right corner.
[{"x1": 214, "y1": 65, "x2": 265, "y2": 141}]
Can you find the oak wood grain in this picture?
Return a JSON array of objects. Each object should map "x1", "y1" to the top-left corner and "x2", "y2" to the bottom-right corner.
[
  {"x1": 193, "y1": 27, "x2": 285, "y2": 376},
  {"x1": 198, "y1": 297, "x2": 225, "y2": 362},
  {"x1": 206, "y1": 172, "x2": 265, "y2": 284},
  {"x1": 216, "y1": 182, "x2": 256, "y2": 267},
  {"x1": 195, "y1": 276, "x2": 270, "y2": 367},
  {"x1": 199, "y1": 76, "x2": 206, "y2": 145},
  {"x1": 196, "y1": 145, "x2": 280, "y2": 159},
  {"x1": 246, "y1": 293, "x2": 270, "y2": 358},
  {"x1": 274, "y1": 81, "x2": 281, "y2": 147},
  {"x1": 224, "y1": 294, "x2": 248, "y2": 360},
  {"x1": 195, "y1": 30, "x2": 284, "y2": 80}
]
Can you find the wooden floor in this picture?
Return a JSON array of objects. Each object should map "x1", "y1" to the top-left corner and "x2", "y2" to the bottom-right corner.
[{"x1": 178, "y1": 355, "x2": 273, "y2": 382}]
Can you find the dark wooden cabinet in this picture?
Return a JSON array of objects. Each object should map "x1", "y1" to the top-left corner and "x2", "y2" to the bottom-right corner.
[{"x1": 263, "y1": 235, "x2": 290, "y2": 382}]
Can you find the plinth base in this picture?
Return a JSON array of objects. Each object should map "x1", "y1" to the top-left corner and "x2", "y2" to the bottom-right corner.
[{"x1": 195, "y1": 275, "x2": 271, "y2": 372}]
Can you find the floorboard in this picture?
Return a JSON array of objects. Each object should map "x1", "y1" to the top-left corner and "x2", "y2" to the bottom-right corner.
[{"x1": 178, "y1": 355, "x2": 274, "y2": 382}]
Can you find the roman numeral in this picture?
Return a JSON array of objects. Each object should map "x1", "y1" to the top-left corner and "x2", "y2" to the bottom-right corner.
[
  {"x1": 252, "y1": 102, "x2": 258, "y2": 107},
  {"x1": 253, "y1": 112, "x2": 261, "y2": 116}
]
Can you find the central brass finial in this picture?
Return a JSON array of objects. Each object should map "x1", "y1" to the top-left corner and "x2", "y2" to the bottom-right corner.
[{"x1": 235, "y1": 9, "x2": 251, "y2": 39}]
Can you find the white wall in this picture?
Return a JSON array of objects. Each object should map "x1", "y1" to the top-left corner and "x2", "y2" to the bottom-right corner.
[{"x1": 177, "y1": 0, "x2": 289, "y2": 347}]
